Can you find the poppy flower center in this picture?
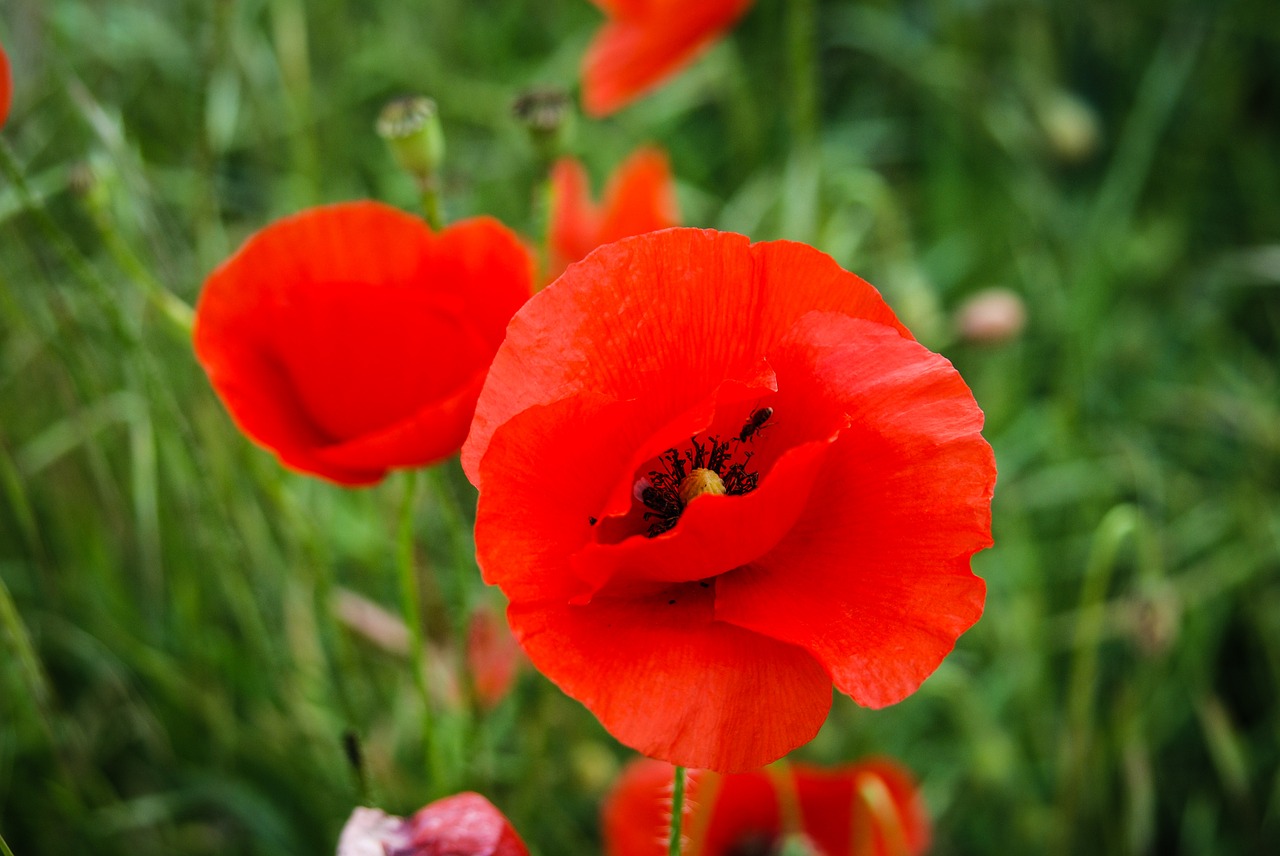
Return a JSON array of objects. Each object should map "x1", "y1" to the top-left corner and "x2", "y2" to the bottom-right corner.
[{"x1": 638, "y1": 429, "x2": 762, "y2": 537}]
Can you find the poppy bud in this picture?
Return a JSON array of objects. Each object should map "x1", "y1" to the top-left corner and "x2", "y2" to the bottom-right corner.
[
  {"x1": 954, "y1": 287, "x2": 1027, "y2": 345},
  {"x1": 467, "y1": 603, "x2": 525, "y2": 710},
  {"x1": 377, "y1": 96, "x2": 446, "y2": 187},
  {"x1": 1036, "y1": 89, "x2": 1101, "y2": 163}
]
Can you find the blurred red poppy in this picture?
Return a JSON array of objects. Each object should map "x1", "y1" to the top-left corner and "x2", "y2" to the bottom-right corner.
[
  {"x1": 467, "y1": 602, "x2": 526, "y2": 710},
  {"x1": 338, "y1": 793, "x2": 529, "y2": 856},
  {"x1": 463, "y1": 229, "x2": 994, "y2": 771},
  {"x1": 582, "y1": 0, "x2": 753, "y2": 116},
  {"x1": 548, "y1": 146, "x2": 678, "y2": 282},
  {"x1": 1, "y1": 42, "x2": 12, "y2": 127},
  {"x1": 603, "y1": 758, "x2": 930, "y2": 856},
  {"x1": 194, "y1": 202, "x2": 533, "y2": 485}
]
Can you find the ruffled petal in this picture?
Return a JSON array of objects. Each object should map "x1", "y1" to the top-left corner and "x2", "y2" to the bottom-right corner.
[
  {"x1": 510, "y1": 589, "x2": 831, "y2": 772},
  {"x1": 464, "y1": 229, "x2": 906, "y2": 488},
  {"x1": 195, "y1": 203, "x2": 532, "y2": 485},
  {"x1": 715, "y1": 313, "x2": 994, "y2": 708}
]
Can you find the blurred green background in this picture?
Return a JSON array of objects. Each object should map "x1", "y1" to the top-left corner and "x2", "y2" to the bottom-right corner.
[{"x1": 1, "y1": 0, "x2": 1278, "y2": 853}]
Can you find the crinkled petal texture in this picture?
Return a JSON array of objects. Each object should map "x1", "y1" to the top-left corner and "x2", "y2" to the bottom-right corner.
[
  {"x1": 548, "y1": 146, "x2": 678, "y2": 282},
  {"x1": 338, "y1": 793, "x2": 529, "y2": 856},
  {"x1": 583, "y1": 0, "x2": 754, "y2": 116},
  {"x1": 194, "y1": 202, "x2": 533, "y2": 485},
  {"x1": 465, "y1": 229, "x2": 994, "y2": 772},
  {"x1": 602, "y1": 758, "x2": 930, "y2": 856}
]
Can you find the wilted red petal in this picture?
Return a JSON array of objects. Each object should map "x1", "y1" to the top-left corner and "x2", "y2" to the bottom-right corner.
[
  {"x1": 714, "y1": 313, "x2": 992, "y2": 708},
  {"x1": 403, "y1": 793, "x2": 530, "y2": 856},
  {"x1": 195, "y1": 202, "x2": 533, "y2": 485},
  {"x1": 548, "y1": 147, "x2": 679, "y2": 282},
  {"x1": 338, "y1": 794, "x2": 529, "y2": 856},
  {"x1": 0, "y1": 43, "x2": 10, "y2": 128},
  {"x1": 583, "y1": 0, "x2": 754, "y2": 116}
]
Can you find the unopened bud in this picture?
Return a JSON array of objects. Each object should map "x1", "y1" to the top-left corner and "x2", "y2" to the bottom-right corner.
[
  {"x1": 377, "y1": 95, "x2": 445, "y2": 185},
  {"x1": 1038, "y1": 89, "x2": 1101, "y2": 163},
  {"x1": 955, "y1": 287, "x2": 1027, "y2": 345}
]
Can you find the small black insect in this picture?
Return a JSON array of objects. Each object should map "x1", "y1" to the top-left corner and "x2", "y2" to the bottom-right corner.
[
  {"x1": 737, "y1": 406, "x2": 774, "y2": 443},
  {"x1": 588, "y1": 516, "x2": 598, "y2": 526}
]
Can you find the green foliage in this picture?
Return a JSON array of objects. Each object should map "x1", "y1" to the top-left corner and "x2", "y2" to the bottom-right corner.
[{"x1": 2, "y1": 0, "x2": 1278, "y2": 853}]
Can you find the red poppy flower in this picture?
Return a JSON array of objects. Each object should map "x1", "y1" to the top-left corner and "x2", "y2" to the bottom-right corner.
[
  {"x1": 463, "y1": 229, "x2": 994, "y2": 772},
  {"x1": 1, "y1": 42, "x2": 11, "y2": 128},
  {"x1": 582, "y1": 0, "x2": 754, "y2": 116},
  {"x1": 548, "y1": 146, "x2": 679, "y2": 283},
  {"x1": 194, "y1": 202, "x2": 533, "y2": 485},
  {"x1": 467, "y1": 602, "x2": 526, "y2": 710},
  {"x1": 603, "y1": 757, "x2": 930, "y2": 856},
  {"x1": 338, "y1": 793, "x2": 529, "y2": 856}
]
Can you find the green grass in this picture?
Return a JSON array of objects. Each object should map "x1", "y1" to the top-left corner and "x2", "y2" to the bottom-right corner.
[{"x1": 2, "y1": 0, "x2": 1279, "y2": 853}]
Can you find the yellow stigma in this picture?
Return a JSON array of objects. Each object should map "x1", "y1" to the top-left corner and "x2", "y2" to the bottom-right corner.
[{"x1": 678, "y1": 468, "x2": 726, "y2": 504}]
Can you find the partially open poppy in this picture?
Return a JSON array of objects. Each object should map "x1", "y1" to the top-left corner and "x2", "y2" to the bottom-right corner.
[
  {"x1": 582, "y1": 0, "x2": 754, "y2": 116},
  {"x1": 1, "y1": 42, "x2": 12, "y2": 128},
  {"x1": 463, "y1": 229, "x2": 994, "y2": 772},
  {"x1": 548, "y1": 146, "x2": 679, "y2": 283},
  {"x1": 338, "y1": 793, "x2": 529, "y2": 856},
  {"x1": 603, "y1": 757, "x2": 930, "y2": 856},
  {"x1": 194, "y1": 202, "x2": 533, "y2": 485}
]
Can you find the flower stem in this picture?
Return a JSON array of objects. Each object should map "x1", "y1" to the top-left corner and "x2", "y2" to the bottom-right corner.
[
  {"x1": 668, "y1": 765, "x2": 687, "y2": 856},
  {"x1": 786, "y1": 0, "x2": 818, "y2": 150},
  {"x1": 395, "y1": 470, "x2": 443, "y2": 790},
  {"x1": 420, "y1": 178, "x2": 445, "y2": 231}
]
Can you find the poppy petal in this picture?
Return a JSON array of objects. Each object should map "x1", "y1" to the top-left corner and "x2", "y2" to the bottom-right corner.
[
  {"x1": 582, "y1": 1, "x2": 754, "y2": 116},
  {"x1": 0, "y1": 43, "x2": 11, "y2": 128},
  {"x1": 715, "y1": 312, "x2": 993, "y2": 707},
  {"x1": 463, "y1": 230, "x2": 906, "y2": 489},
  {"x1": 195, "y1": 203, "x2": 532, "y2": 485},
  {"x1": 509, "y1": 590, "x2": 831, "y2": 772}
]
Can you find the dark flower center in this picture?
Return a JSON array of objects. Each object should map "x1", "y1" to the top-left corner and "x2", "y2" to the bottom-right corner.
[{"x1": 638, "y1": 429, "x2": 762, "y2": 537}]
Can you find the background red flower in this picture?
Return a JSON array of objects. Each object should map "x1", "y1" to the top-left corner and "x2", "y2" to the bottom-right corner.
[
  {"x1": 195, "y1": 202, "x2": 533, "y2": 485},
  {"x1": 463, "y1": 229, "x2": 994, "y2": 771},
  {"x1": 547, "y1": 146, "x2": 678, "y2": 283},
  {"x1": 1, "y1": 42, "x2": 11, "y2": 128},
  {"x1": 338, "y1": 793, "x2": 529, "y2": 856},
  {"x1": 582, "y1": 0, "x2": 754, "y2": 116},
  {"x1": 603, "y1": 757, "x2": 931, "y2": 856}
]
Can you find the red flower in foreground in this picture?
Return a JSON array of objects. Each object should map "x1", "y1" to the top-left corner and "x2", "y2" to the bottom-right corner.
[
  {"x1": 604, "y1": 758, "x2": 930, "y2": 856},
  {"x1": 582, "y1": 0, "x2": 753, "y2": 116},
  {"x1": 1, "y1": 42, "x2": 11, "y2": 128},
  {"x1": 194, "y1": 202, "x2": 533, "y2": 485},
  {"x1": 463, "y1": 229, "x2": 994, "y2": 771},
  {"x1": 548, "y1": 146, "x2": 678, "y2": 282},
  {"x1": 338, "y1": 793, "x2": 529, "y2": 856}
]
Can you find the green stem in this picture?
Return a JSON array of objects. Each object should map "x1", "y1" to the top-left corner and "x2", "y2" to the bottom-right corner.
[
  {"x1": 420, "y1": 177, "x2": 445, "y2": 231},
  {"x1": 786, "y1": 0, "x2": 818, "y2": 150},
  {"x1": 668, "y1": 766, "x2": 687, "y2": 856},
  {"x1": 0, "y1": 829, "x2": 16, "y2": 856},
  {"x1": 395, "y1": 470, "x2": 443, "y2": 790}
]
